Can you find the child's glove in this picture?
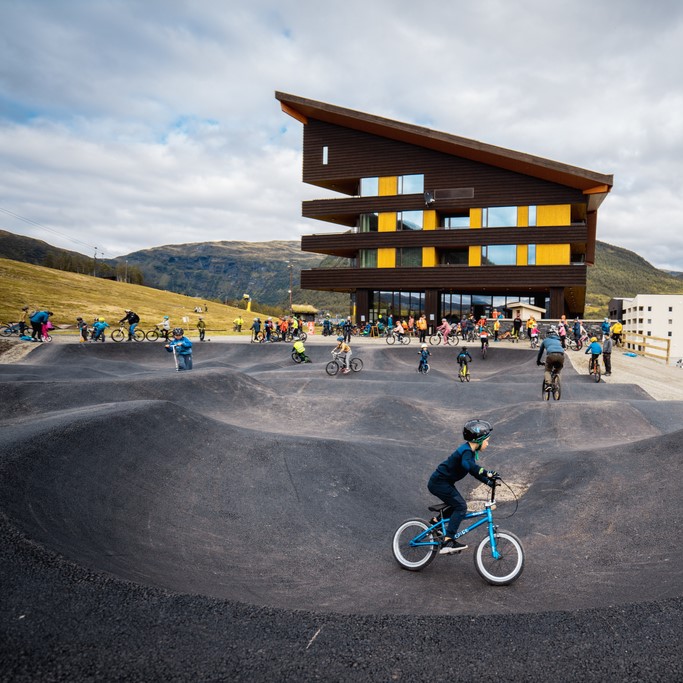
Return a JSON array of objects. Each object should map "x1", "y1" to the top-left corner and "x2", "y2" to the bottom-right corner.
[{"x1": 486, "y1": 470, "x2": 499, "y2": 480}]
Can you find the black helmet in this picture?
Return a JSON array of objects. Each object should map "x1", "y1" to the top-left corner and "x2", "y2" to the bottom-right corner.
[
  {"x1": 172, "y1": 327, "x2": 184, "y2": 336},
  {"x1": 463, "y1": 419, "x2": 493, "y2": 444}
]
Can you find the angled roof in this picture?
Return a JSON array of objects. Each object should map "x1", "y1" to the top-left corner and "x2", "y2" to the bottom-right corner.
[{"x1": 276, "y1": 92, "x2": 613, "y2": 200}]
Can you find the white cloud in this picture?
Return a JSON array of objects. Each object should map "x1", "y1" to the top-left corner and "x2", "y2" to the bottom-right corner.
[{"x1": 0, "y1": 0, "x2": 682, "y2": 271}]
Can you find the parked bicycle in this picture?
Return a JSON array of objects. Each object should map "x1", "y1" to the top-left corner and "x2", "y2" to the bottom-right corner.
[
  {"x1": 326, "y1": 350, "x2": 363, "y2": 376},
  {"x1": 0, "y1": 321, "x2": 22, "y2": 337},
  {"x1": 542, "y1": 366, "x2": 561, "y2": 401},
  {"x1": 111, "y1": 324, "x2": 145, "y2": 342},
  {"x1": 391, "y1": 478, "x2": 524, "y2": 585}
]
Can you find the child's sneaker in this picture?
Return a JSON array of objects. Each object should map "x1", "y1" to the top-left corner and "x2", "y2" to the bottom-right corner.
[
  {"x1": 342, "y1": 368, "x2": 350, "y2": 374},
  {"x1": 439, "y1": 538, "x2": 468, "y2": 555}
]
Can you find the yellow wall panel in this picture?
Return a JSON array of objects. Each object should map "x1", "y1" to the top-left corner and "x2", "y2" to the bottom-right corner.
[
  {"x1": 377, "y1": 248, "x2": 396, "y2": 268},
  {"x1": 470, "y1": 208, "x2": 482, "y2": 228},
  {"x1": 468, "y1": 246, "x2": 481, "y2": 266},
  {"x1": 517, "y1": 206, "x2": 529, "y2": 227},
  {"x1": 378, "y1": 212, "x2": 396, "y2": 232},
  {"x1": 536, "y1": 244, "x2": 570, "y2": 265},
  {"x1": 422, "y1": 246, "x2": 436, "y2": 267},
  {"x1": 423, "y1": 210, "x2": 437, "y2": 230},
  {"x1": 536, "y1": 205, "x2": 570, "y2": 226},
  {"x1": 516, "y1": 244, "x2": 528, "y2": 265},
  {"x1": 379, "y1": 176, "x2": 397, "y2": 196}
]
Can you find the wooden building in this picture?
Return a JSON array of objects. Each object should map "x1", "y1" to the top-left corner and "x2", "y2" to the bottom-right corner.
[{"x1": 276, "y1": 92, "x2": 613, "y2": 324}]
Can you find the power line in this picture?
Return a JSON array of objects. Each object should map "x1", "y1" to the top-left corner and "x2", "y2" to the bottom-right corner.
[{"x1": 0, "y1": 206, "x2": 104, "y2": 256}]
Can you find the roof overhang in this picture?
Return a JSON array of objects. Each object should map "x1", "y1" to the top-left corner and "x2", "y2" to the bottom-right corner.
[{"x1": 276, "y1": 91, "x2": 613, "y2": 197}]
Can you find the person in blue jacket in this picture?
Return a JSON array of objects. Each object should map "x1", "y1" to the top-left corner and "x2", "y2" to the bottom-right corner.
[
  {"x1": 427, "y1": 419, "x2": 499, "y2": 555},
  {"x1": 601, "y1": 317, "x2": 611, "y2": 341},
  {"x1": 536, "y1": 325, "x2": 565, "y2": 388},
  {"x1": 29, "y1": 309, "x2": 51, "y2": 341},
  {"x1": 418, "y1": 343, "x2": 431, "y2": 371},
  {"x1": 166, "y1": 327, "x2": 193, "y2": 370},
  {"x1": 585, "y1": 336, "x2": 602, "y2": 373},
  {"x1": 91, "y1": 317, "x2": 109, "y2": 342}
]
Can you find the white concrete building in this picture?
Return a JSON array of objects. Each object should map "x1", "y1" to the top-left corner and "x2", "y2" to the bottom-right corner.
[{"x1": 615, "y1": 294, "x2": 683, "y2": 365}]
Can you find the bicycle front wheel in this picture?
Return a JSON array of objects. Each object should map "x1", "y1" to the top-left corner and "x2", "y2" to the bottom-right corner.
[
  {"x1": 386, "y1": 334, "x2": 396, "y2": 345},
  {"x1": 111, "y1": 329, "x2": 125, "y2": 342},
  {"x1": 325, "y1": 360, "x2": 340, "y2": 376},
  {"x1": 350, "y1": 358, "x2": 363, "y2": 372},
  {"x1": 392, "y1": 519, "x2": 438, "y2": 571},
  {"x1": 594, "y1": 364, "x2": 601, "y2": 382},
  {"x1": 291, "y1": 351, "x2": 303, "y2": 364},
  {"x1": 474, "y1": 530, "x2": 525, "y2": 585}
]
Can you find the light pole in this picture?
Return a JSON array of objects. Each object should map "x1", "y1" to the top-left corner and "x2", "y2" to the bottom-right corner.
[{"x1": 288, "y1": 262, "x2": 294, "y2": 314}]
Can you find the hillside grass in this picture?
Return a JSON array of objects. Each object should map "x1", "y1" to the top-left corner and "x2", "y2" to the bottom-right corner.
[{"x1": 0, "y1": 258, "x2": 261, "y2": 335}]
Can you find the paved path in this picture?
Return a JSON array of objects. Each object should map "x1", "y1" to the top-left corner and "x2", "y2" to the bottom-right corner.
[{"x1": 1, "y1": 337, "x2": 682, "y2": 680}]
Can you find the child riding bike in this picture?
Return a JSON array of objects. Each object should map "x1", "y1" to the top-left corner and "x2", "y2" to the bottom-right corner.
[
  {"x1": 427, "y1": 419, "x2": 499, "y2": 554},
  {"x1": 418, "y1": 343, "x2": 431, "y2": 372},
  {"x1": 457, "y1": 347, "x2": 472, "y2": 380},
  {"x1": 292, "y1": 339, "x2": 311, "y2": 363}
]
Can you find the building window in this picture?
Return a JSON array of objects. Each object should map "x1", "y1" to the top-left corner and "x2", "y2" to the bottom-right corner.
[
  {"x1": 668, "y1": 331, "x2": 672, "y2": 337},
  {"x1": 648, "y1": 306, "x2": 652, "y2": 311},
  {"x1": 528, "y1": 206, "x2": 537, "y2": 226},
  {"x1": 669, "y1": 307, "x2": 673, "y2": 312},
  {"x1": 441, "y1": 213, "x2": 469, "y2": 229},
  {"x1": 483, "y1": 206, "x2": 517, "y2": 227},
  {"x1": 398, "y1": 174, "x2": 424, "y2": 194},
  {"x1": 397, "y1": 247, "x2": 422, "y2": 267},
  {"x1": 397, "y1": 210, "x2": 423, "y2": 231},
  {"x1": 359, "y1": 249, "x2": 377, "y2": 268},
  {"x1": 358, "y1": 213, "x2": 378, "y2": 232},
  {"x1": 322, "y1": 146, "x2": 329, "y2": 165},
  {"x1": 482, "y1": 244, "x2": 517, "y2": 266},
  {"x1": 439, "y1": 248, "x2": 468, "y2": 265},
  {"x1": 360, "y1": 177, "x2": 379, "y2": 196},
  {"x1": 528, "y1": 244, "x2": 536, "y2": 265}
]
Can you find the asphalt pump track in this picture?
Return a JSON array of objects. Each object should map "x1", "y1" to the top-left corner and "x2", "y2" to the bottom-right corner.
[{"x1": 1, "y1": 340, "x2": 682, "y2": 681}]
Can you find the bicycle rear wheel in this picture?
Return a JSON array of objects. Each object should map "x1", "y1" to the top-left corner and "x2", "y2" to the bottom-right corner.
[
  {"x1": 552, "y1": 374, "x2": 561, "y2": 400},
  {"x1": 325, "y1": 360, "x2": 340, "y2": 376},
  {"x1": 542, "y1": 379, "x2": 550, "y2": 401},
  {"x1": 392, "y1": 519, "x2": 438, "y2": 571},
  {"x1": 111, "y1": 329, "x2": 125, "y2": 342},
  {"x1": 145, "y1": 330, "x2": 159, "y2": 341},
  {"x1": 428, "y1": 334, "x2": 441, "y2": 346},
  {"x1": 594, "y1": 363, "x2": 601, "y2": 382},
  {"x1": 291, "y1": 351, "x2": 303, "y2": 364},
  {"x1": 474, "y1": 530, "x2": 525, "y2": 585},
  {"x1": 350, "y1": 358, "x2": 363, "y2": 372},
  {"x1": 133, "y1": 329, "x2": 145, "y2": 342}
]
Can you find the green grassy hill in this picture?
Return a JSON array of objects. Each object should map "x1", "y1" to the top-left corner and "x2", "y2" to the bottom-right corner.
[
  {"x1": 585, "y1": 242, "x2": 683, "y2": 316},
  {"x1": 0, "y1": 258, "x2": 261, "y2": 334}
]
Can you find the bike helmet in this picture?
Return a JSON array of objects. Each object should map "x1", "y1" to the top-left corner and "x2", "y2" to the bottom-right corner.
[
  {"x1": 549, "y1": 325, "x2": 558, "y2": 334},
  {"x1": 463, "y1": 419, "x2": 493, "y2": 444},
  {"x1": 98, "y1": 317, "x2": 105, "y2": 322},
  {"x1": 421, "y1": 343, "x2": 428, "y2": 349},
  {"x1": 164, "y1": 316, "x2": 169, "y2": 320},
  {"x1": 590, "y1": 336, "x2": 597, "y2": 342},
  {"x1": 337, "y1": 336, "x2": 344, "y2": 342},
  {"x1": 461, "y1": 347, "x2": 468, "y2": 352},
  {"x1": 172, "y1": 327, "x2": 184, "y2": 336}
]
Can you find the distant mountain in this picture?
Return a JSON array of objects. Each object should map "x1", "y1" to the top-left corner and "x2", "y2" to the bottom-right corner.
[{"x1": 2, "y1": 230, "x2": 681, "y2": 316}]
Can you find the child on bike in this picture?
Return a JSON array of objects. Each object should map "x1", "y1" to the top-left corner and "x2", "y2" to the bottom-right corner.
[
  {"x1": 457, "y1": 347, "x2": 472, "y2": 378},
  {"x1": 418, "y1": 343, "x2": 430, "y2": 371},
  {"x1": 91, "y1": 317, "x2": 109, "y2": 342},
  {"x1": 292, "y1": 339, "x2": 310, "y2": 363},
  {"x1": 585, "y1": 336, "x2": 602, "y2": 373},
  {"x1": 479, "y1": 326, "x2": 489, "y2": 351},
  {"x1": 166, "y1": 327, "x2": 193, "y2": 370},
  {"x1": 334, "y1": 336, "x2": 352, "y2": 374},
  {"x1": 428, "y1": 419, "x2": 499, "y2": 554}
]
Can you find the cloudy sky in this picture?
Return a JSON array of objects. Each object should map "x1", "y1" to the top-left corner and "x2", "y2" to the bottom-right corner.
[{"x1": 1, "y1": 0, "x2": 682, "y2": 270}]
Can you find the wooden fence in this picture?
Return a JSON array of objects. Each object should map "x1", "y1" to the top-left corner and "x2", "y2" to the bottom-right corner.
[{"x1": 623, "y1": 333, "x2": 670, "y2": 364}]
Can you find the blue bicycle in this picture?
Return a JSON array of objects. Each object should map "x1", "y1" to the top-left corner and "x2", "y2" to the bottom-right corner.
[{"x1": 391, "y1": 479, "x2": 525, "y2": 585}]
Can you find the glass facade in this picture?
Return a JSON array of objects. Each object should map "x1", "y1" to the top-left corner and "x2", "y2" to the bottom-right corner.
[
  {"x1": 359, "y1": 249, "x2": 377, "y2": 268},
  {"x1": 360, "y1": 177, "x2": 379, "y2": 196},
  {"x1": 358, "y1": 212, "x2": 378, "y2": 232},
  {"x1": 482, "y1": 244, "x2": 517, "y2": 265},
  {"x1": 398, "y1": 174, "x2": 424, "y2": 194},
  {"x1": 370, "y1": 291, "x2": 425, "y2": 320},
  {"x1": 483, "y1": 206, "x2": 517, "y2": 227},
  {"x1": 396, "y1": 247, "x2": 422, "y2": 267},
  {"x1": 442, "y1": 213, "x2": 469, "y2": 229},
  {"x1": 397, "y1": 210, "x2": 423, "y2": 231}
]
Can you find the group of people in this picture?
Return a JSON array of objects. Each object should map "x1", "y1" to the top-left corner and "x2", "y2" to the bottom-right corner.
[{"x1": 250, "y1": 315, "x2": 305, "y2": 342}]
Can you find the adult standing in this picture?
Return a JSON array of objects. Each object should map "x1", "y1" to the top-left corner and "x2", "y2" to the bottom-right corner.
[
  {"x1": 417, "y1": 315, "x2": 428, "y2": 344},
  {"x1": 29, "y1": 309, "x2": 50, "y2": 341},
  {"x1": 342, "y1": 316, "x2": 352, "y2": 343},
  {"x1": 512, "y1": 313, "x2": 522, "y2": 341},
  {"x1": 602, "y1": 334, "x2": 613, "y2": 376},
  {"x1": 197, "y1": 317, "x2": 206, "y2": 342}
]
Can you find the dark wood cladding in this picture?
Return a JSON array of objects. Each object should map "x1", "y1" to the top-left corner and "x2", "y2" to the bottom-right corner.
[
  {"x1": 302, "y1": 226, "x2": 588, "y2": 257},
  {"x1": 301, "y1": 265, "x2": 586, "y2": 292},
  {"x1": 304, "y1": 120, "x2": 586, "y2": 208}
]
